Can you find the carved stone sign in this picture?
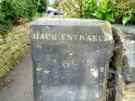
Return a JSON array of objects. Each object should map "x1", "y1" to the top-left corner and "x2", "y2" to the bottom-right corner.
[{"x1": 30, "y1": 18, "x2": 113, "y2": 101}]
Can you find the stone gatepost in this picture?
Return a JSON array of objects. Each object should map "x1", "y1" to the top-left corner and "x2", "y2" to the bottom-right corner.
[{"x1": 30, "y1": 18, "x2": 114, "y2": 101}]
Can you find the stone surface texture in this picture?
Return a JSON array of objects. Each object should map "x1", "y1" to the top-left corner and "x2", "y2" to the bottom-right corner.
[
  {"x1": 116, "y1": 25, "x2": 135, "y2": 82},
  {"x1": 114, "y1": 25, "x2": 135, "y2": 101},
  {"x1": 31, "y1": 18, "x2": 114, "y2": 101}
]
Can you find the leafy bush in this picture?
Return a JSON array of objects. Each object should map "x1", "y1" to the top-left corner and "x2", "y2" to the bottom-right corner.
[
  {"x1": 59, "y1": 0, "x2": 135, "y2": 25},
  {"x1": 52, "y1": 0, "x2": 60, "y2": 9},
  {"x1": 0, "y1": 0, "x2": 47, "y2": 34},
  {"x1": 25, "y1": 0, "x2": 39, "y2": 19},
  {"x1": 112, "y1": 0, "x2": 135, "y2": 25},
  {"x1": 32, "y1": 11, "x2": 43, "y2": 19},
  {"x1": 38, "y1": 0, "x2": 47, "y2": 13}
]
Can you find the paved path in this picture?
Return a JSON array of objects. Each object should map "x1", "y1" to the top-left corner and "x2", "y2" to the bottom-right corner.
[{"x1": 0, "y1": 53, "x2": 33, "y2": 101}]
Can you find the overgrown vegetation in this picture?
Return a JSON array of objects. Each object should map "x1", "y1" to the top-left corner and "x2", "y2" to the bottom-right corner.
[
  {"x1": 38, "y1": 0, "x2": 47, "y2": 13},
  {"x1": 52, "y1": 0, "x2": 60, "y2": 9},
  {"x1": 55, "y1": 0, "x2": 135, "y2": 25},
  {"x1": 0, "y1": 0, "x2": 47, "y2": 34}
]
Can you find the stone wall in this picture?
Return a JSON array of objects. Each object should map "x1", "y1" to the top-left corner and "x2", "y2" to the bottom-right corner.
[
  {"x1": 0, "y1": 23, "x2": 30, "y2": 79},
  {"x1": 0, "y1": 20, "x2": 135, "y2": 101},
  {"x1": 114, "y1": 25, "x2": 135, "y2": 101}
]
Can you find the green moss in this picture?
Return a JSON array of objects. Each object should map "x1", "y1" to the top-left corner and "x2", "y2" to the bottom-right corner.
[
  {"x1": 0, "y1": 65, "x2": 10, "y2": 78},
  {"x1": 0, "y1": 58, "x2": 4, "y2": 68}
]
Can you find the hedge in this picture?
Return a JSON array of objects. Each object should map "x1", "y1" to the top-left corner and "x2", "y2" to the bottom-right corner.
[{"x1": 0, "y1": 0, "x2": 47, "y2": 34}]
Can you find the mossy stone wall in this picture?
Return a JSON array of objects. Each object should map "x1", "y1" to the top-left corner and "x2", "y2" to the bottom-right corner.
[{"x1": 0, "y1": 23, "x2": 30, "y2": 79}]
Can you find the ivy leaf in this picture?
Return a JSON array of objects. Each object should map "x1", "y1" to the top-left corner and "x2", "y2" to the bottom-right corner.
[
  {"x1": 93, "y1": 11, "x2": 104, "y2": 19},
  {"x1": 105, "y1": 13, "x2": 115, "y2": 23},
  {"x1": 0, "y1": 12, "x2": 5, "y2": 21},
  {"x1": 122, "y1": 16, "x2": 131, "y2": 25}
]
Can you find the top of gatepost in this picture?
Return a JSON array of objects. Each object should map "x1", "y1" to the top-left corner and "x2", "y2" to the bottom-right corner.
[{"x1": 31, "y1": 18, "x2": 110, "y2": 26}]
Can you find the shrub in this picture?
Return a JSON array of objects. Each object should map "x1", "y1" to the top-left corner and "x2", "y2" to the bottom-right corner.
[
  {"x1": 38, "y1": 0, "x2": 47, "y2": 13},
  {"x1": 59, "y1": 0, "x2": 135, "y2": 25},
  {"x1": 112, "y1": 0, "x2": 135, "y2": 25},
  {"x1": 60, "y1": 0, "x2": 82, "y2": 18},
  {"x1": 25, "y1": 0, "x2": 39, "y2": 19},
  {"x1": 52, "y1": 0, "x2": 60, "y2": 9},
  {"x1": 0, "y1": 0, "x2": 48, "y2": 35}
]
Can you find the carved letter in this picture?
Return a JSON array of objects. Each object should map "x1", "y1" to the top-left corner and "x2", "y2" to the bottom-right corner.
[
  {"x1": 40, "y1": 34, "x2": 45, "y2": 39},
  {"x1": 51, "y1": 34, "x2": 57, "y2": 40},
  {"x1": 46, "y1": 34, "x2": 51, "y2": 40},
  {"x1": 61, "y1": 34, "x2": 67, "y2": 40},
  {"x1": 87, "y1": 35, "x2": 92, "y2": 41},
  {"x1": 67, "y1": 34, "x2": 73, "y2": 40},
  {"x1": 79, "y1": 35, "x2": 86, "y2": 40}
]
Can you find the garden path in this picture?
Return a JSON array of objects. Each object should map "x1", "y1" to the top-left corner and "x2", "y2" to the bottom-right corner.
[{"x1": 0, "y1": 53, "x2": 33, "y2": 101}]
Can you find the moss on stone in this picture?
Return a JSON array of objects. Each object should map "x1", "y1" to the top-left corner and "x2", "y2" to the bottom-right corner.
[
  {"x1": 112, "y1": 25, "x2": 135, "y2": 101},
  {"x1": 0, "y1": 58, "x2": 4, "y2": 68},
  {"x1": 0, "y1": 23, "x2": 30, "y2": 79},
  {"x1": 0, "y1": 45, "x2": 10, "y2": 55},
  {"x1": 0, "y1": 65, "x2": 10, "y2": 78},
  {"x1": 14, "y1": 51, "x2": 21, "y2": 63},
  {"x1": 2, "y1": 51, "x2": 13, "y2": 65},
  {"x1": 111, "y1": 25, "x2": 125, "y2": 74}
]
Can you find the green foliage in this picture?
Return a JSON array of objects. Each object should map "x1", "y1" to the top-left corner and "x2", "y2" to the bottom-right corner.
[
  {"x1": 59, "y1": 0, "x2": 135, "y2": 25},
  {"x1": 52, "y1": 0, "x2": 60, "y2": 9},
  {"x1": 25, "y1": 0, "x2": 39, "y2": 19},
  {"x1": 60, "y1": 0, "x2": 82, "y2": 18},
  {"x1": 38, "y1": 0, "x2": 47, "y2": 13},
  {"x1": 32, "y1": 11, "x2": 43, "y2": 20},
  {"x1": 122, "y1": 16, "x2": 132, "y2": 25},
  {"x1": 114, "y1": 0, "x2": 135, "y2": 25},
  {"x1": 0, "y1": 0, "x2": 47, "y2": 35}
]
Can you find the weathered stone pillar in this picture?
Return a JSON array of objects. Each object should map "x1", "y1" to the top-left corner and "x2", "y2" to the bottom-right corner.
[
  {"x1": 30, "y1": 18, "x2": 114, "y2": 101},
  {"x1": 112, "y1": 25, "x2": 135, "y2": 101}
]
